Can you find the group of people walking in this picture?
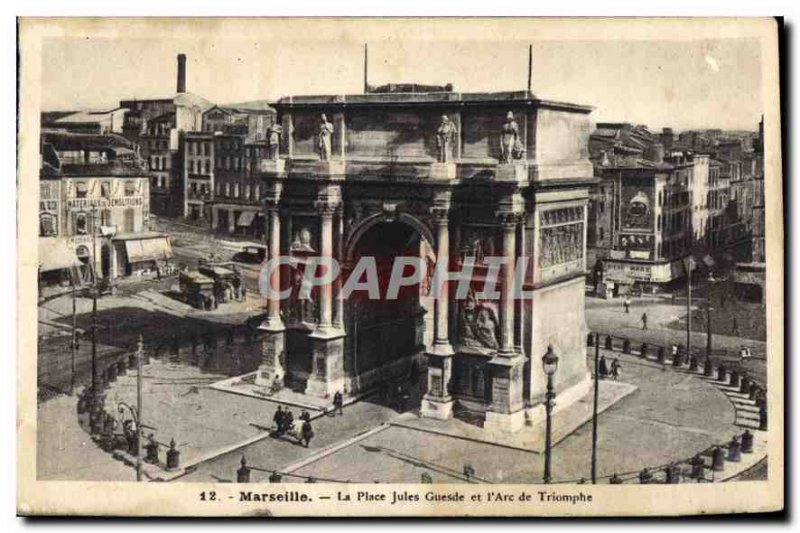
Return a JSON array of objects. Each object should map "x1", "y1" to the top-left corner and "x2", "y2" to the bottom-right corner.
[
  {"x1": 272, "y1": 406, "x2": 315, "y2": 447},
  {"x1": 598, "y1": 355, "x2": 622, "y2": 381}
]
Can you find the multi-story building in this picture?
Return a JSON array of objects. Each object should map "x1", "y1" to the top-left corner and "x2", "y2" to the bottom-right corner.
[
  {"x1": 42, "y1": 107, "x2": 129, "y2": 135},
  {"x1": 180, "y1": 132, "x2": 215, "y2": 220},
  {"x1": 209, "y1": 135, "x2": 267, "y2": 238},
  {"x1": 38, "y1": 131, "x2": 172, "y2": 287}
]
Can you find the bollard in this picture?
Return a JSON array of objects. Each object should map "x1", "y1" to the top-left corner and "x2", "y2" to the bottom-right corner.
[
  {"x1": 657, "y1": 347, "x2": 666, "y2": 364},
  {"x1": 638, "y1": 468, "x2": 653, "y2": 484},
  {"x1": 587, "y1": 333, "x2": 594, "y2": 347},
  {"x1": 166, "y1": 439, "x2": 180, "y2": 471},
  {"x1": 759, "y1": 404, "x2": 768, "y2": 431},
  {"x1": 739, "y1": 376, "x2": 750, "y2": 394},
  {"x1": 756, "y1": 389, "x2": 767, "y2": 409},
  {"x1": 145, "y1": 436, "x2": 160, "y2": 464},
  {"x1": 717, "y1": 365, "x2": 727, "y2": 383},
  {"x1": 237, "y1": 456, "x2": 251, "y2": 483},
  {"x1": 711, "y1": 447, "x2": 726, "y2": 471},
  {"x1": 665, "y1": 465, "x2": 680, "y2": 484},
  {"x1": 609, "y1": 473, "x2": 623, "y2": 484},
  {"x1": 703, "y1": 357, "x2": 714, "y2": 377},
  {"x1": 127, "y1": 432, "x2": 139, "y2": 456},
  {"x1": 640, "y1": 343, "x2": 648, "y2": 359},
  {"x1": 269, "y1": 471, "x2": 283, "y2": 483},
  {"x1": 623, "y1": 338, "x2": 631, "y2": 354},
  {"x1": 749, "y1": 383, "x2": 760, "y2": 401},
  {"x1": 727, "y1": 437, "x2": 742, "y2": 462},
  {"x1": 689, "y1": 455, "x2": 705, "y2": 479},
  {"x1": 729, "y1": 370, "x2": 740, "y2": 388},
  {"x1": 741, "y1": 430, "x2": 754, "y2": 454},
  {"x1": 605, "y1": 336, "x2": 613, "y2": 350},
  {"x1": 689, "y1": 355, "x2": 699, "y2": 371}
]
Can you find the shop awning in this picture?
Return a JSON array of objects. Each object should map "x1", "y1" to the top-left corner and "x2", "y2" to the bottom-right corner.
[
  {"x1": 124, "y1": 236, "x2": 173, "y2": 263},
  {"x1": 237, "y1": 211, "x2": 257, "y2": 227},
  {"x1": 39, "y1": 239, "x2": 81, "y2": 272}
]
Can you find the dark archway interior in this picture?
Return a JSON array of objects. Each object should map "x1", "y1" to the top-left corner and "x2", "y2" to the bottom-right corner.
[{"x1": 347, "y1": 221, "x2": 426, "y2": 378}]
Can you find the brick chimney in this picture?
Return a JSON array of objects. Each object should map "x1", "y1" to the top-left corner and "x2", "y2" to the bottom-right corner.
[{"x1": 177, "y1": 54, "x2": 187, "y2": 93}]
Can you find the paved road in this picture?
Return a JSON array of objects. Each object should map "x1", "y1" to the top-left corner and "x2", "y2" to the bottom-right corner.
[{"x1": 586, "y1": 295, "x2": 768, "y2": 384}]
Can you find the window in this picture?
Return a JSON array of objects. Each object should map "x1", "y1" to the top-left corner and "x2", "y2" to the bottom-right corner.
[
  {"x1": 39, "y1": 213, "x2": 57, "y2": 237},
  {"x1": 74, "y1": 212, "x2": 88, "y2": 235},
  {"x1": 75, "y1": 182, "x2": 88, "y2": 198},
  {"x1": 124, "y1": 181, "x2": 136, "y2": 196},
  {"x1": 123, "y1": 208, "x2": 135, "y2": 233},
  {"x1": 101, "y1": 209, "x2": 112, "y2": 226},
  {"x1": 225, "y1": 183, "x2": 230, "y2": 196},
  {"x1": 101, "y1": 182, "x2": 110, "y2": 198},
  {"x1": 151, "y1": 177, "x2": 158, "y2": 188},
  {"x1": 599, "y1": 227, "x2": 604, "y2": 241},
  {"x1": 234, "y1": 183, "x2": 240, "y2": 198}
]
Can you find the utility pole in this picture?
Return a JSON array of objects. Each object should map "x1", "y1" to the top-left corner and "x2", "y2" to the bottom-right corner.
[
  {"x1": 685, "y1": 258, "x2": 692, "y2": 359},
  {"x1": 527, "y1": 44, "x2": 533, "y2": 93},
  {"x1": 591, "y1": 333, "x2": 600, "y2": 484},
  {"x1": 136, "y1": 334, "x2": 144, "y2": 482},
  {"x1": 70, "y1": 280, "x2": 77, "y2": 395},
  {"x1": 90, "y1": 206, "x2": 99, "y2": 395},
  {"x1": 363, "y1": 43, "x2": 369, "y2": 94}
]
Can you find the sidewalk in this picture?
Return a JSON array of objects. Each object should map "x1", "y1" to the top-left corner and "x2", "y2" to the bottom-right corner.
[{"x1": 390, "y1": 379, "x2": 637, "y2": 454}]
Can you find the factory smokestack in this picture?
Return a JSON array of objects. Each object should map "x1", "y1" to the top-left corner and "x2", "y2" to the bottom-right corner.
[{"x1": 177, "y1": 53, "x2": 187, "y2": 93}]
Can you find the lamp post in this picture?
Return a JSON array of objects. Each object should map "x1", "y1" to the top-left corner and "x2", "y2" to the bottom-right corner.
[
  {"x1": 684, "y1": 257, "x2": 693, "y2": 362},
  {"x1": 118, "y1": 335, "x2": 144, "y2": 482},
  {"x1": 542, "y1": 344, "x2": 559, "y2": 484},
  {"x1": 591, "y1": 333, "x2": 600, "y2": 484},
  {"x1": 705, "y1": 272, "x2": 717, "y2": 361}
]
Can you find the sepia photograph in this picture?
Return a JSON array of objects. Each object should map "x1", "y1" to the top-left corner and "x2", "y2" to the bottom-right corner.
[{"x1": 16, "y1": 16, "x2": 784, "y2": 517}]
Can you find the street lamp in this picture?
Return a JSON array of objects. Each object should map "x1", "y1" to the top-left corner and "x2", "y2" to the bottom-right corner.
[
  {"x1": 542, "y1": 344, "x2": 559, "y2": 484},
  {"x1": 705, "y1": 272, "x2": 717, "y2": 365}
]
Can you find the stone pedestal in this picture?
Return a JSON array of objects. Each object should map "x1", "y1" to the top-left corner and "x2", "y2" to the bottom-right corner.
[
  {"x1": 420, "y1": 345, "x2": 455, "y2": 420},
  {"x1": 254, "y1": 323, "x2": 286, "y2": 387},
  {"x1": 495, "y1": 163, "x2": 528, "y2": 183},
  {"x1": 260, "y1": 159, "x2": 287, "y2": 174},
  {"x1": 429, "y1": 162, "x2": 457, "y2": 181},
  {"x1": 484, "y1": 354, "x2": 527, "y2": 433},
  {"x1": 304, "y1": 328, "x2": 346, "y2": 398},
  {"x1": 313, "y1": 160, "x2": 346, "y2": 177}
]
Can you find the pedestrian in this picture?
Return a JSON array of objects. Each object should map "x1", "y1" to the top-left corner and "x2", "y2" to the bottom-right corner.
[
  {"x1": 284, "y1": 410, "x2": 294, "y2": 436},
  {"x1": 611, "y1": 359, "x2": 622, "y2": 381},
  {"x1": 300, "y1": 419, "x2": 314, "y2": 448},
  {"x1": 273, "y1": 405, "x2": 284, "y2": 434},
  {"x1": 641, "y1": 312, "x2": 648, "y2": 330},
  {"x1": 598, "y1": 355, "x2": 609, "y2": 379},
  {"x1": 333, "y1": 390, "x2": 344, "y2": 416},
  {"x1": 732, "y1": 316, "x2": 739, "y2": 336},
  {"x1": 300, "y1": 410, "x2": 311, "y2": 422},
  {"x1": 624, "y1": 298, "x2": 631, "y2": 314}
]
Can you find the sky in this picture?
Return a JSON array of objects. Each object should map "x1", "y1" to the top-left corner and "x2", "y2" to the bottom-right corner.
[{"x1": 39, "y1": 35, "x2": 763, "y2": 132}]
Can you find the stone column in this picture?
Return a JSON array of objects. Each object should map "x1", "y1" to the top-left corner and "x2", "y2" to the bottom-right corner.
[
  {"x1": 306, "y1": 194, "x2": 346, "y2": 398},
  {"x1": 256, "y1": 188, "x2": 286, "y2": 387},
  {"x1": 485, "y1": 208, "x2": 527, "y2": 433},
  {"x1": 498, "y1": 212, "x2": 518, "y2": 355},
  {"x1": 420, "y1": 202, "x2": 455, "y2": 420},
  {"x1": 333, "y1": 206, "x2": 344, "y2": 329}
]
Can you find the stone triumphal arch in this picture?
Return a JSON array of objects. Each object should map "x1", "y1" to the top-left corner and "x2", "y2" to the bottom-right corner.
[{"x1": 255, "y1": 85, "x2": 596, "y2": 432}]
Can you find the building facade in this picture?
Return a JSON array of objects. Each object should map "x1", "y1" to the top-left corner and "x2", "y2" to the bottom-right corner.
[
  {"x1": 38, "y1": 132, "x2": 172, "y2": 286},
  {"x1": 254, "y1": 86, "x2": 596, "y2": 433}
]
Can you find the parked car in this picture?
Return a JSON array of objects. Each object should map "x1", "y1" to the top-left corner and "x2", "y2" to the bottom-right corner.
[{"x1": 233, "y1": 245, "x2": 267, "y2": 264}]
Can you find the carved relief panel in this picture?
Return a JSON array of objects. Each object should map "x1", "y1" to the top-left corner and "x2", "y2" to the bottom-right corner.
[{"x1": 537, "y1": 205, "x2": 585, "y2": 282}]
